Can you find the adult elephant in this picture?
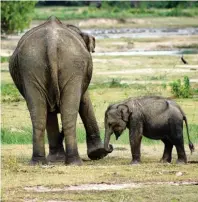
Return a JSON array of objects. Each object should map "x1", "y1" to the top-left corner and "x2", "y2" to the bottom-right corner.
[{"x1": 9, "y1": 16, "x2": 112, "y2": 165}]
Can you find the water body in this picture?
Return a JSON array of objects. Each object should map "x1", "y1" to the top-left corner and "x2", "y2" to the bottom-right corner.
[{"x1": 85, "y1": 27, "x2": 198, "y2": 39}]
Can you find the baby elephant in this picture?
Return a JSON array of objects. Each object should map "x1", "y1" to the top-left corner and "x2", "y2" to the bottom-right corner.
[{"x1": 104, "y1": 96, "x2": 194, "y2": 164}]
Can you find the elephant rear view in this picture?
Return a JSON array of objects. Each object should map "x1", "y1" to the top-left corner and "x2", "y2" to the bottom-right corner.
[
  {"x1": 9, "y1": 16, "x2": 112, "y2": 165},
  {"x1": 104, "y1": 96, "x2": 194, "y2": 164}
]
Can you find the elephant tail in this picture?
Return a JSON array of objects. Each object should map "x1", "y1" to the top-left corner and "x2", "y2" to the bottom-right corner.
[
  {"x1": 183, "y1": 116, "x2": 195, "y2": 154},
  {"x1": 47, "y1": 33, "x2": 60, "y2": 109}
]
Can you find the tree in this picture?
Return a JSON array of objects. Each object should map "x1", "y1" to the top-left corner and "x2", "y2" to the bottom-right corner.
[{"x1": 1, "y1": 1, "x2": 37, "y2": 34}]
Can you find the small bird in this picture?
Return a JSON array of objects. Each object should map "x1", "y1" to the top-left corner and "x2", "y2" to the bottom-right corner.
[{"x1": 181, "y1": 55, "x2": 188, "y2": 64}]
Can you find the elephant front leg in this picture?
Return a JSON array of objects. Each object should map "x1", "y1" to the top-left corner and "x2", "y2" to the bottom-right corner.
[
  {"x1": 79, "y1": 91, "x2": 111, "y2": 160},
  {"x1": 46, "y1": 112, "x2": 65, "y2": 163},
  {"x1": 129, "y1": 121, "x2": 143, "y2": 164}
]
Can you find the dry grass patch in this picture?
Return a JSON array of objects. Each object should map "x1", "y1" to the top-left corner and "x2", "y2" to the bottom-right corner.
[
  {"x1": 2, "y1": 144, "x2": 198, "y2": 201},
  {"x1": 95, "y1": 35, "x2": 198, "y2": 52}
]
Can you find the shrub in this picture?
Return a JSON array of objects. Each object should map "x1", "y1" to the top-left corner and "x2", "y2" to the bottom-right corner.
[
  {"x1": 1, "y1": 1, "x2": 37, "y2": 34},
  {"x1": 170, "y1": 76, "x2": 192, "y2": 98}
]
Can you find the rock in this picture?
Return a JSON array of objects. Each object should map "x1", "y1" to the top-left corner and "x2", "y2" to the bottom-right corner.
[{"x1": 176, "y1": 171, "x2": 183, "y2": 176}]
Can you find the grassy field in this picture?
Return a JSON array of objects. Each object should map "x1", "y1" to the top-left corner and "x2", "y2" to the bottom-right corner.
[
  {"x1": 2, "y1": 144, "x2": 198, "y2": 201},
  {"x1": 1, "y1": 9, "x2": 198, "y2": 201},
  {"x1": 33, "y1": 6, "x2": 198, "y2": 20}
]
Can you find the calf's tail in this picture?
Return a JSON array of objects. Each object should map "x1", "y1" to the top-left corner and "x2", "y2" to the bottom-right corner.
[{"x1": 183, "y1": 116, "x2": 195, "y2": 154}]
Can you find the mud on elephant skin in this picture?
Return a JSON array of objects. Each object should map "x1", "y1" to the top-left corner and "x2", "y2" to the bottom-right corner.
[
  {"x1": 9, "y1": 16, "x2": 112, "y2": 166},
  {"x1": 104, "y1": 96, "x2": 194, "y2": 164}
]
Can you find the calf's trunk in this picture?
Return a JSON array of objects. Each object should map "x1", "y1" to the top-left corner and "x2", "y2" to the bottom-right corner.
[{"x1": 104, "y1": 130, "x2": 113, "y2": 152}]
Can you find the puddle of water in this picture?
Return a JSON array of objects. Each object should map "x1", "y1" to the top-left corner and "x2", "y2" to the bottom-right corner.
[{"x1": 24, "y1": 181, "x2": 198, "y2": 192}]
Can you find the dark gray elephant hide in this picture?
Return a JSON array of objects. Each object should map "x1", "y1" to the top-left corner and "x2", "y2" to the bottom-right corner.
[
  {"x1": 104, "y1": 96, "x2": 194, "y2": 164},
  {"x1": 9, "y1": 16, "x2": 112, "y2": 166}
]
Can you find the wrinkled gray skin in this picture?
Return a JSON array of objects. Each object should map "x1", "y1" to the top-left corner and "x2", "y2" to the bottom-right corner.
[
  {"x1": 104, "y1": 96, "x2": 194, "y2": 164},
  {"x1": 9, "y1": 16, "x2": 112, "y2": 166}
]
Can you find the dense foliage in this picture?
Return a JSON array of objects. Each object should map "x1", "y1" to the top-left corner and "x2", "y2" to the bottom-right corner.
[
  {"x1": 170, "y1": 76, "x2": 192, "y2": 98},
  {"x1": 36, "y1": 1, "x2": 198, "y2": 8},
  {"x1": 1, "y1": 1, "x2": 37, "y2": 34}
]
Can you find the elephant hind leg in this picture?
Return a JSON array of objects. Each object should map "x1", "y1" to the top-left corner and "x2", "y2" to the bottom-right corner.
[
  {"x1": 60, "y1": 76, "x2": 83, "y2": 166},
  {"x1": 46, "y1": 112, "x2": 65, "y2": 163},
  {"x1": 161, "y1": 139, "x2": 173, "y2": 163},
  {"x1": 175, "y1": 144, "x2": 187, "y2": 164},
  {"x1": 169, "y1": 118, "x2": 187, "y2": 164},
  {"x1": 25, "y1": 90, "x2": 48, "y2": 165}
]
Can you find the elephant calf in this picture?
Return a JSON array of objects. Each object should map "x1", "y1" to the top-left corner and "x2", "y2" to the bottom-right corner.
[{"x1": 104, "y1": 96, "x2": 194, "y2": 164}]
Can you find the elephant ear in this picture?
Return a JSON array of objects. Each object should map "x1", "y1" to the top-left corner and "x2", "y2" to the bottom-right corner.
[
  {"x1": 81, "y1": 33, "x2": 95, "y2": 53},
  {"x1": 117, "y1": 104, "x2": 130, "y2": 122},
  {"x1": 88, "y1": 35, "x2": 95, "y2": 53}
]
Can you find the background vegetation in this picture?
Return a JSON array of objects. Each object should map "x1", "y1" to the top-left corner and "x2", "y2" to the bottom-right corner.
[
  {"x1": 34, "y1": 1, "x2": 198, "y2": 20},
  {"x1": 2, "y1": 1, "x2": 198, "y2": 34},
  {"x1": 1, "y1": 1, "x2": 37, "y2": 34}
]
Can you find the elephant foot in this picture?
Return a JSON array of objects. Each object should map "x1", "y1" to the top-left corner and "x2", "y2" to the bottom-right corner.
[
  {"x1": 47, "y1": 146, "x2": 65, "y2": 163},
  {"x1": 176, "y1": 158, "x2": 187, "y2": 164},
  {"x1": 47, "y1": 152, "x2": 65, "y2": 163},
  {"x1": 160, "y1": 158, "x2": 171, "y2": 163},
  {"x1": 88, "y1": 144, "x2": 113, "y2": 160},
  {"x1": 65, "y1": 156, "x2": 83, "y2": 166},
  {"x1": 29, "y1": 157, "x2": 47, "y2": 166},
  {"x1": 130, "y1": 160, "x2": 141, "y2": 165}
]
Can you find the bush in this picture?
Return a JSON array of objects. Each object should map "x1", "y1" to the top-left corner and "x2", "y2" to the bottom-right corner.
[
  {"x1": 170, "y1": 76, "x2": 192, "y2": 98},
  {"x1": 1, "y1": 1, "x2": 37, "y2": 34}
]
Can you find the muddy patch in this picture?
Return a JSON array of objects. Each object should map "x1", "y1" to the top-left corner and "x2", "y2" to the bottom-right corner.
[{"x1": 24, "y1": 181, "x2": 198, "y2": 192}]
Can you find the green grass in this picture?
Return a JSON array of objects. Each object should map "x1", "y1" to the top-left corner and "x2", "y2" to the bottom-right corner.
[
  {"x1": 1, "y1": 83, "x2": 23, "y2": 102},
  {"x1": 1, "y1": 127, "x2": 87, "y2": 144},
  {"x1": 2, "y1": 124, "x2": 198, "y2": 145},
  {"x1": 1, "y1": 127, "x2": 32, "y2": 144},
  {"x1": 33, "y1": 6, "x2": 198, "y2": 20},
  {"x1": 0, "y1": 56, "x2": 9, "y2": 63}
]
